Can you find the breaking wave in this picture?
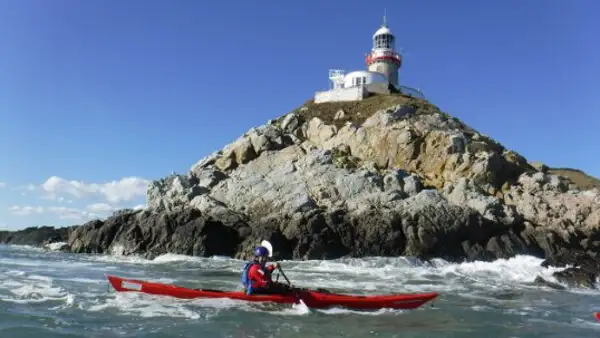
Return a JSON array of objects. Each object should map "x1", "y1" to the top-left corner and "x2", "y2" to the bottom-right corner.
[{"x1": 0, "y1": 244, "x2": 599, "y2": 337}]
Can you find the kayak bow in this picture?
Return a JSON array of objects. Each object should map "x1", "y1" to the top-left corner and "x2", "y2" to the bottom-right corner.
[{"x1": 106, "y1": 274, "x2": 438, "y2": 310}]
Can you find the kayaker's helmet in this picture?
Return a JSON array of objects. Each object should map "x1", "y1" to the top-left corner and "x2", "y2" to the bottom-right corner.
[{"x1": 254, "y1": 246, "x2": 269, "y2": 257}]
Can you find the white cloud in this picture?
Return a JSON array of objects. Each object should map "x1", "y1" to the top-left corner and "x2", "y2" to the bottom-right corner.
[
  {"x1": 86, "y1": 203, "x2": 117, "y2": 213},
  {"x1": 13, "y1": 183, "x2": 37, "y2": 196},
  {"x1": 41, "y1": 176, "x2": 150, "y2": 203},
  {"x1": 12, "y1": 184, "x2": 36, "y2": 192},
  {"x1": 0, "y1": 182, "x2": 6, "y2": 188},
  {"x1": 48, "y1": 206, "x2": 100, "y2": 220},
  {"x1": 8, "y1": 205, "x2": 44, "y2": 216},
  {"x1": 100, "y1": 177, "x2": 150, "y2": 203},
  {"x1": 133, "y1": 204, "x2": 146, "y2": 210},
  {"x1": 8, "y1": 205, "x2": 101, "y2": 221}
]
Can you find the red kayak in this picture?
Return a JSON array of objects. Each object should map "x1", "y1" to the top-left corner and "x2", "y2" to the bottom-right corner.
[
  {"x1": 106, "y1": 275, "x2": 438, "y2": 310},
  {"x1": 595, "y1": 312, "x2": 600, "y2": 321}
]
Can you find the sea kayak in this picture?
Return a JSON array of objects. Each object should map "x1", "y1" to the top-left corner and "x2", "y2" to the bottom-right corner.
[
  {"x1": 595, "y1": 312, "x2": 600, "y2": 321},
  {"x1": 106, "y1": 275, "x2": 438, "y2": 310}
]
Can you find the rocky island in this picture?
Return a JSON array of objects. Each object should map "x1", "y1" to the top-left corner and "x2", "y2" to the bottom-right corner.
[{"x1": 4, "y1": 94, "x2": 600, "y2": 288}]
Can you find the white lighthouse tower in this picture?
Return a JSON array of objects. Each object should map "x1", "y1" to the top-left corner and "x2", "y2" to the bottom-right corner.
[{"x1": 366, "y1": 14, "x2": 402, "y2": 87}]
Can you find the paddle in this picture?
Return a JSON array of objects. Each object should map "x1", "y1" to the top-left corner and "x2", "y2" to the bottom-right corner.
[
  {"x1": 260, "y1": 240, "x2": 333, "y2": 294},
  {"x1": 261, "y1": 240, "x2": 292, "y2": 287}
]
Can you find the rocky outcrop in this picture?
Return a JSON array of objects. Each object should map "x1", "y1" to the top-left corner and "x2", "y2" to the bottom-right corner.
[
  {"x1": 0, "y1": 226, "x2": 74, "y2": 248},
  {"x1": 65, "y1": 94, "x2": 600, "y2": 288},
  {"x1": 68, "y1": 208, "x2": 247, "y2": 259}
]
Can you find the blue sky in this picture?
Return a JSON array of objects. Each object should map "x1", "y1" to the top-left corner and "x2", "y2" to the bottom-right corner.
[{"x1": 0, "y1": 0, "x2": 597, "y2": 230}]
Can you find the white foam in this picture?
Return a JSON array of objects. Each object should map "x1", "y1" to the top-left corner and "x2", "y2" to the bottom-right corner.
[
  {"x1": 85, "y1": 252, "x2": 216, "y2": 266},
  {"x1": 316, "y1": 307, "x2": 407, "y2": 316},
  {"x1": 0, "y1": 272, "x2": 75, "y2": 306},
  {"x1": 274, "y1": 255, "x2": 569, "y2": 297},
  {"x1": 151, "y1": 253, "x2": 205, "y2": 263},
  {"x1": 84, "y1": 292, "x2": 259, "y2": 320},
  {"x1": 2, "y1": 245, "x2": 599, "y2": 326},
  {"x1": 86, "y1": 293, "x2": 206, "y2": 319},
  {"x1": 260, "y1": 299, "x2": 311, "y2": 316},
  {"x1": 43, "y1": 242, "x2": 68, "y2": 251}
]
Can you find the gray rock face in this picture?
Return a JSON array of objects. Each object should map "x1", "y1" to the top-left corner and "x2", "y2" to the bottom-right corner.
[
  {"x1": 68, "y1": 208, "x2": 248, "y2": 259},
  {"x1": 146, "y1": 174, "x2": 207, "y2": 211},
  {"x1": 0, "y1": 226, "x2": 74, "y2": 248},
  {"x1": 65, "y1": 96, "x2": 600, "y2": 288}
]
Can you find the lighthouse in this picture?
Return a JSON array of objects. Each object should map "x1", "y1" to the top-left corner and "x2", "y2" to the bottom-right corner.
[
  {"x1": 366, "y1": 14, "x2": 402, "y2": 87},
  {"x1": 313, "y1": 14, "x2": 423, "y2": 104}
]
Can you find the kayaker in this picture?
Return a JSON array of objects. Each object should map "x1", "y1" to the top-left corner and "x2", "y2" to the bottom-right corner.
[{"x1": 241, "y1": 246, "x2": 292, "y2": 295}]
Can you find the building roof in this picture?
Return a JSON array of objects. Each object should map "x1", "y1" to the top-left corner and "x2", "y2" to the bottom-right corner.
[{"x1": 373, "y1": 25, "x2": 393, "y2": 38}]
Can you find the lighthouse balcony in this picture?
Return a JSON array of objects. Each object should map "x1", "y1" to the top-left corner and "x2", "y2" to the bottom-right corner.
[{"x1": 366, "y1": 51, "x2": 402, "y2": 65}]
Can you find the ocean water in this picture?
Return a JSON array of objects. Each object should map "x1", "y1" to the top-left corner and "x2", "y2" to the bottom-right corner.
[{"x1": 0, "y1": 244, "x2": 599, "y2": 338}]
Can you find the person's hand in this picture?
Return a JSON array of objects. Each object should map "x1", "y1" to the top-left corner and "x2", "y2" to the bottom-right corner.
[{"x1": 271, "y1": 262, "x2": 280, "y2": 269}]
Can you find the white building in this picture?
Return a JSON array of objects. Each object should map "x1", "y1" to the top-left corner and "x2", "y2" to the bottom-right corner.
[{"x1": 314, "y1": 15, "x2": 423, "y2": 104}]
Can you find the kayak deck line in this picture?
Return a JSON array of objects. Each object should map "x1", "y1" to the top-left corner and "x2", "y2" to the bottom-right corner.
[{"x1": 105, "y1": 274, "x2": 438, "y2": 311}]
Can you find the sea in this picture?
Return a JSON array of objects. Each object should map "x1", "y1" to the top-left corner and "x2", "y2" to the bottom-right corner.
[{"x1": 0, "y1": 244, "x2": 598, "y2": 338}]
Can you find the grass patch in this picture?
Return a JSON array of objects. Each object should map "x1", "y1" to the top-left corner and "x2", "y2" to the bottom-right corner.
[
  {"x1": 289, "y1": 93, "x2": 442, "y2": 129},
  {"x1": 549, "y1": 168, "x2": 600, "y2": 190},
  {"x1": 331, "y1": 145, "x2": 362, "y2": 170}
]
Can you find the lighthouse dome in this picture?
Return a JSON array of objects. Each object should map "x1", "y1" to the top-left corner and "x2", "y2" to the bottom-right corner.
[{"x1": 373, "y1": 25, "x2": 393, "y2": 38}]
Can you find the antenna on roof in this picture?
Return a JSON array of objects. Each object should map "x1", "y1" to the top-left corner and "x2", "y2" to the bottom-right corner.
[{"x1": 383, "y1": 8, "x2": 387, "y2": 27}]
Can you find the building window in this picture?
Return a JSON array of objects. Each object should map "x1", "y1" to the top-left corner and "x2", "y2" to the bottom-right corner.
[{"x1": 374, "y1": 34, "x2": 394, "y2": 49}]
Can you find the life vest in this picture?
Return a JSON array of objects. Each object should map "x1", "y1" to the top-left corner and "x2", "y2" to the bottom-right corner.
[{"x1": 241, "y1": 261, "x2": 270, "y2": 295}]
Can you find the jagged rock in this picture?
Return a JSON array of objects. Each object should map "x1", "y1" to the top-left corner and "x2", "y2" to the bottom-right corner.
[
  {"x1": 530, "y1": 161, "x2": 549, "y2": 173},
  {"x1": 403, "y1": 174, "x2": 423, "y2": 197},
  {"x1": 505, "y1": 172, "x2": 600, "y2": 231},
  {"x1": 553, "y1": 268, "x2": 597, "y2": 289},
  {"x1": 190, "y1": 195, "x2": 247, "y2": 225},
  {"x1": 442, "y1": 178, "x2": 518, "y2": 225},
  {"x1": 0, "y1": 226, "x2": 74, "y2": 247},
  {"x1": 190, "y1": 151, "x2": 222, "y2": 172},
  {"x1": 538, "y1": 250, "x2": 600, "y2": 288},
  {"x1": 56, "y1": 94, "x2": 600, "y2": 288},
  {"x1": 209, "y1": 147, "x2": 398, "y2": 218},
  {"x1": 192, "y1": 167, "x2": 228, "y2": 188},
  {"x1": 147, "y1": 174, "x2": 208, "y2": 211},
  {"x1": 280, "y1": 112, "x2": 302, "y2": 136},
  {"x1": 532, "y1": 276, "x2": 566, "y2": 290},
  {"x1": 68, "y1": 208, "x2": 248, "y2": 259},
  {"x1": 334, "y1": 110, "x2": 346, "y2": 120},
  {"x1": 303, "y1": 104, "x2": 533, "y2": 194}
]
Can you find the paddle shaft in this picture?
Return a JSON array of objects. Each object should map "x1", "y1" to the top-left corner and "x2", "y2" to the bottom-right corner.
[
  {"x1": 260, "y1": 240, "x2": 330, "y2": 294},
  {"x1": 277, "y1": 266, "x2": 292, "y2": 285}
]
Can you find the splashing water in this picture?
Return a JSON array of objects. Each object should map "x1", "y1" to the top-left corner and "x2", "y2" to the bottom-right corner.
[{"x1": 0, "y1": 244, "x2": 599, "y2": 337}]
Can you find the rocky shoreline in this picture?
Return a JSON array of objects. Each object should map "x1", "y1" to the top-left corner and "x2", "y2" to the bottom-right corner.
[
  {"x1": 0, "y1": 225, "x2": 74, "y2": 250},
  {"x1": 5, "y1": 94, "x2": 600, "y2": 289}
]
